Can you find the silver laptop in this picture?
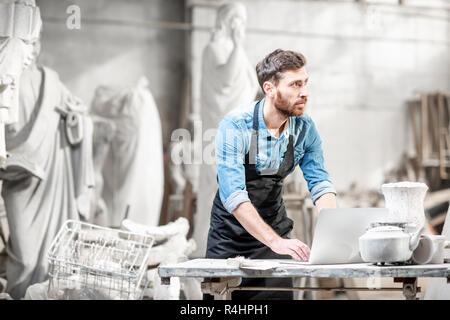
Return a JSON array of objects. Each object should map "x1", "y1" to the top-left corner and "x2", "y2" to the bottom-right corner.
[{"x1": 308, "y1": 208, "x2": 389, "y2": 264}]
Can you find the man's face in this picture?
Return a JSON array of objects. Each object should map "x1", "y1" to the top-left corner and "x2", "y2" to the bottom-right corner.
[{"x1": 272, "y1": 67, "x2": 309, "y2": 117}]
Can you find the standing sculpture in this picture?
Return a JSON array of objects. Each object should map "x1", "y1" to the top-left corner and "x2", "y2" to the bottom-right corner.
[
  {"x1": 91, "y1": 77, "x2": 164, "y2": 228},
  {"x1": 0, "y1": 0, "x2": 41, "y2": 166},
  {"x1": 0, "y1": 0, "x2": 95, "y2": 299},
  {"x1": 192, "y1": 2, "x2": 259, "y2": 257},
  {"x1": 89, "y1": 116, "x2": 116, "y2": 226}
]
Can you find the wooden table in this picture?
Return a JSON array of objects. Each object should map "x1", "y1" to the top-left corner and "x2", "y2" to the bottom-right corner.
[{"x1": 158, "y1": 258, "x2": 450, "y2": 300}]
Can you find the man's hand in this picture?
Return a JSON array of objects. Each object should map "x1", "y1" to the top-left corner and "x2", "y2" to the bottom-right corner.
[
  {"x1": 269, "y1": 238, "x2": 310, "y2": 261},
  {"x1": 233, "y1": 202, "x2": 310, "y2": 261}
]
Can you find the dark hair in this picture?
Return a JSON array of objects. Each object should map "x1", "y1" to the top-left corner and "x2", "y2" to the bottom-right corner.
[{"x1": 256, "y1": 49, "x2": 307, "y2": 92}]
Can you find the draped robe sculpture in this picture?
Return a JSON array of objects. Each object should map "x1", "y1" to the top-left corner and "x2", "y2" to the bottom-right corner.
[
  {"x1": 191, "y1": 3, "x2": 259, "y2": 257},
  {"x1": 0, "y1": 1, "x2": 94, "y2": 299},
  {"x1": 91, "y1": 78, "x2": 164, "y2": 228}
]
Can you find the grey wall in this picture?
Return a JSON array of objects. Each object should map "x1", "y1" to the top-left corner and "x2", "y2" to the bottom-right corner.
[
  {"x1": 190, "y1": 0, "x2": 450, "y2": 191},
  {"x1": 33, "y1": 0, "x2": 450, "y2": 192},
  {"x1": 36, "y1": 0, "x2": 186, "y2": 146}
]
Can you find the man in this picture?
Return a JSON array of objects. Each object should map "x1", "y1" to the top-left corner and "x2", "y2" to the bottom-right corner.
[{"x1": 206, "y1": 49, "x2": 337, "y2": 300}]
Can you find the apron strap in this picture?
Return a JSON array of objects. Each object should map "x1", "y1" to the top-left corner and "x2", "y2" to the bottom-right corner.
[{"x1": 247, "y1": 100, "x2": 261, "y2": 166}]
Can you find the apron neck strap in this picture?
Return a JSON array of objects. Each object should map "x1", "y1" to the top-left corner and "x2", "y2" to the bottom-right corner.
[
  {"x1": 252, "y1": 100, "x2": 261, "y2": 131},
  {"x1": 248, "y1": 100, "x2": 263, "y2": 165}
]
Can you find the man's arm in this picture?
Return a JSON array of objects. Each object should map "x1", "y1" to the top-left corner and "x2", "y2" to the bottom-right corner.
[
  {"x1": 314, "y1": 192, "x2": 336, "y2": 214},
  {"x1": 300, "y1": 119, "x2": 337, "y2": 210},
  {"x1": 232, "y1": 201, "x2": 310, "y2": 261}
]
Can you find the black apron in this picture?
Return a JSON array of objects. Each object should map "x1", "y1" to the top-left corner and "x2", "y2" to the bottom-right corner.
[{"x1": 205, "y1": 100, "x2": 295, "y2": 300}]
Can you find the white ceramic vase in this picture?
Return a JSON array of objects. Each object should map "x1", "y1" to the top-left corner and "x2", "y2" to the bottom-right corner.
[{"x1": 381, "y1": 181, "x2": 428, "y2": 230}]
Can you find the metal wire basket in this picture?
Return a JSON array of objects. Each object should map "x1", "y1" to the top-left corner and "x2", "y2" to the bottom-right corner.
[{"x1": 47, "y1": 220, "x2": 154, "y2": 300}]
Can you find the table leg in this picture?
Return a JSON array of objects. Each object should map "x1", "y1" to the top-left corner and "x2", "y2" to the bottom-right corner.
[
  {"x1": 402, "y1": 278, "x2": 418, "y2": 300},
  {"x1": 201, "y1": 277, "x2": 242, "y2": 300},
  {"x1": 342, "y1": 278, "x2": 360, "y2": 300}
]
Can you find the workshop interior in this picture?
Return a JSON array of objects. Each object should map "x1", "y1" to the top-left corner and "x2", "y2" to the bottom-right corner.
[{"x1": 0, "y1": 0, "x2": 449, "y2": 301}]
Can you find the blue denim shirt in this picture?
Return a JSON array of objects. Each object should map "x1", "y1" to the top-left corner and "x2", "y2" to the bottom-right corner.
[{"x1": 216, "y1": 98, "x2": 336, "y2": 213}]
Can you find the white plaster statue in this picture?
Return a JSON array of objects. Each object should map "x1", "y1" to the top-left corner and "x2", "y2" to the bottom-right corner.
[
  {"x1": 122, "y1": 217, "x2": 192, "y2": 246},
  {"x1": 91, "y1": 77, "x2": 164, "y2": 228},
  {"x1": 168, "y1": 140, "x2": 187, "y2": 196},
  {"x1": 185, "y1": 112, "x2": 201, "y2": 195},
  {"x1": 151, "y1": 256, "x2": 181, "y2": 300},
  {"x1": 89, "y1": 116, "x2": 116, "y2": 225},
  {"x1": 0, "y1": 0, "x2": 95, "y2": 299},
  {"x1": 150, "y1": 254, "x2": 202, "y2": 300},
  {"x1": 192, "y1": 2, "x2": 259, "y2": 257},
  {"x1": 122, "y1": 217, "x2": 202, "y2": 300},
  {"x1": 0, "y1": 0, "x2": 41, "y2": 166}
]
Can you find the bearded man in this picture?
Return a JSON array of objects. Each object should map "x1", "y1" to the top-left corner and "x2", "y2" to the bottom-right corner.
[{"x1": 205, "y1": 49, "x2": 337, "y2": 300}]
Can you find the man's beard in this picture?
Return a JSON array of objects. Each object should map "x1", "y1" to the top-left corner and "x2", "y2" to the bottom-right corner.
[{"x1": 274, "y1": 90, "x2": 306, "y2": 117}]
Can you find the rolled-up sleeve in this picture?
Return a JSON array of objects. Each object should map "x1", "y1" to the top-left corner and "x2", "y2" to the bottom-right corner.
[
  {"x1": 216, "y1": 117, "x2": 250, "y2": 213},
  {"x1": 310, "y1": 180, "x2": 336, "y2": 204},
  {"x1": 300, "y1": 120, "x2": 337, "y2": 204}
]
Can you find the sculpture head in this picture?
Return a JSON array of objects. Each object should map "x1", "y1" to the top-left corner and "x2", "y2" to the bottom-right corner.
[
  {"x1": 0, "y1": 0, "x2": 41, "y2": 123},
  {"x1": 214, "y1": 3, "x2": 247, "y2": 40}
]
